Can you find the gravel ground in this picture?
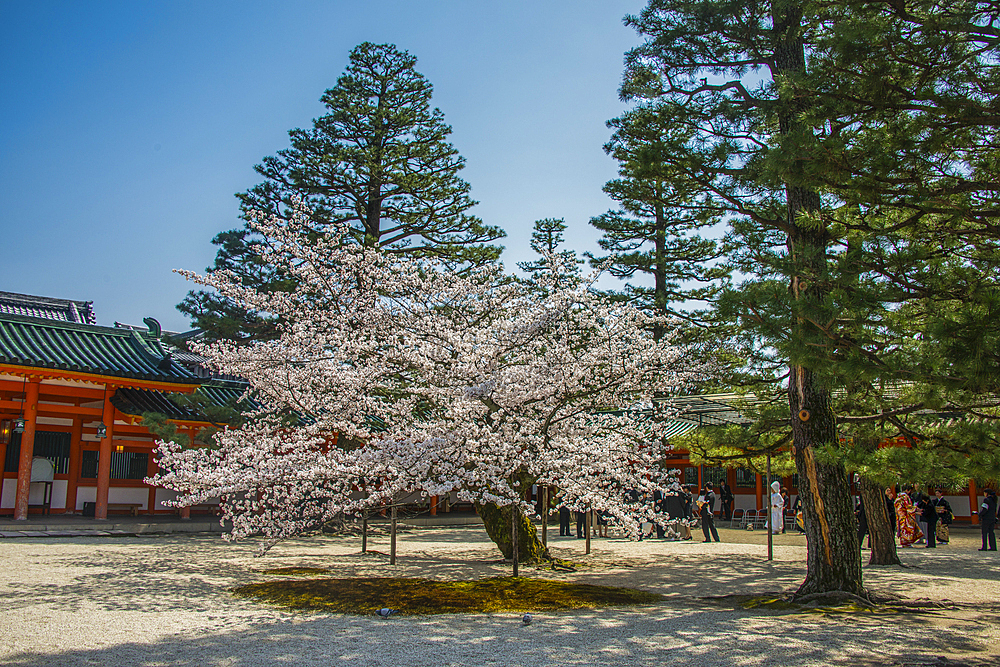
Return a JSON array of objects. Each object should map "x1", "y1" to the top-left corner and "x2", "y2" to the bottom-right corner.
[{"x1": 1, "y1": 525, "x2": 998, "y2": 666}]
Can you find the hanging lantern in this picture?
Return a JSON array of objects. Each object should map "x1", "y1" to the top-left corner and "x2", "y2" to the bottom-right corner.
[
  {"x1": 115, "y1": 444, "x2": 124, "y2": 454},
  {"x1": 13, "y1": 417, "x2": 25, "y2": 434},
  {"x1": 96, "y1": 422, "x2": 107, "y2": 439},
  {"x1": 0, "y1": 419, "x2": 11, "y2": 445}
]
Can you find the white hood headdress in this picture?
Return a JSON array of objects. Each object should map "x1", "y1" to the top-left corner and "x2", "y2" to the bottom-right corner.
[{"x1": 771, "y1": 481, "x2": 781, "y2": 493}]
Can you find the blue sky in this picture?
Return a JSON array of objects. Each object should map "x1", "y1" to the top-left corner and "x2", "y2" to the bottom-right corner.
[{"x1": 1, "y1": 0, "x2": 644, "y2": 331}]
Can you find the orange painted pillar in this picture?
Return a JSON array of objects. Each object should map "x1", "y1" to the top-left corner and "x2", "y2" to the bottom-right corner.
[
  {"x1": 95, "y1": 386, "x2": 116, "y2": 520},
  {"x1": 430, "y1": 495, "x2": 438, "y2": 516},
  {"x1": 14, "y1": 378, "x2": 40, "y2": 520},
  {"x1": 64, "y1": 416, "x2": 83, "y2": 514},
  {"x1": 755, "y1": 473, "x2": 763, "y2": 511},
  {"x1": 969, "y1": 480, "x2": 979, "y2": 525}
]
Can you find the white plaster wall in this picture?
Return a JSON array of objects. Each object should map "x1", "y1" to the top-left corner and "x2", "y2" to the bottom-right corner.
[
  {"x1": 1, "y1": 478, "x2": 16, "y2": 509},
  {"x1": 734, "y1": 494, "x2": 761, "y2": 511},
  {"x1": 26, "y1": 480, "x2": 67, "y2": 508},
  {"x1": 948, "y1": 495, "x2": 971, "y2": 517},
  {"x1": 75, "y1": 486, "x2": 96, "y2": 510},
  {"x1": 155, "y1": 487, "x2": 178, "y2": 510},
  {"x1": 109, "y1": 487, "x2": 150, "y2": 507}
]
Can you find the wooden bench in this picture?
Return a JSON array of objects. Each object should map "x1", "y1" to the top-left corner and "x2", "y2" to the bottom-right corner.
[
  {"x1": 177, "y1": 504, "x2": 221, "y2": 516},
  {"x1": 107, "y1": 503, "x2": 143, "y2": 516}
]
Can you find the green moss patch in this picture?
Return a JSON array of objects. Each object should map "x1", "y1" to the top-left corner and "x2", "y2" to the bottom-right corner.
[
  {"x1": 260, "y1": 567, "x2": 331, "y2": 576},
  {"x1": 232, "y1": 576, "x2": 661, "y2": 615}
]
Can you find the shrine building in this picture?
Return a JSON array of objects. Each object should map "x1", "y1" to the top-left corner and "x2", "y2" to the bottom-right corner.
[{"x1": 0, "y1": 291, "x2": 242, "y2": 520}]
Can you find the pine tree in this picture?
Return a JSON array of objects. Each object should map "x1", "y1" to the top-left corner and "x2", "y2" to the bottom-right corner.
[
  {"x1": 517, "y1": 218, "x2": 582, "y2": 283},
  {"x1": 588, "y1": 106, "x2": 725, "y2": 340},
  {"x1": 180, "y1": 42, "x2": 505, "y2": 341},
  {"x1": 621, "y1": 0, "x2": 999, "y2": 588}
]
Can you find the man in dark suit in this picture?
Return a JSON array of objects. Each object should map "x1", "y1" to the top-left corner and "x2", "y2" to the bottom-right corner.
[
  {"x1": 653, "y1": 489, "x2": 666, "y2": 538},
  {"x1": 979, "y1": 488, "x2": 997, "y2": 551},
  {"x1": 720, "y1": 482, "x2": 734, "y2": 522},
  {"x1": 559, "y1": 506, "x2": 572, "y2": 536},
  {"x1": 701, "y1": 482, "x2": 720, "y2": 542}
]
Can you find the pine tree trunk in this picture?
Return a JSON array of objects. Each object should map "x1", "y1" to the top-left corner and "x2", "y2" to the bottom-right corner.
[
  {"x1": 860, "y1": 477, "x2": 900, "y2": 566},
  {"x1": 789, "y1": 367, "x2": 867, "y2": 600},
  {"x1": 774, "y1": 0, "x2": 867, "y2": 602},
  {"x1": 475, "y1": 502, "x2": 552, "y2": 564}
]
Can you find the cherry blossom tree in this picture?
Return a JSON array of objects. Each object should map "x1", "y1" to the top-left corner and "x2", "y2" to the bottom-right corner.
[{"x1": 152, "y1": 204, "x2": 713, "y2": 559}]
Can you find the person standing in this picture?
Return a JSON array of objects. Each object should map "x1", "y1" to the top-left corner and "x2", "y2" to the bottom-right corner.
[
  {"x1": 559, "y1": 505, "x2": 572, "y2": 537},
  {"x1": 780, "y1": 487, "x2": 790, "y2": 533},
  {"x1": 791, "y1": 494, "x2": 804, "y2": 533},
  {"x1": 856, "y1": 494, "x2": 869, "y2": 549},
  {"x1": 701, "y1": 482, "x2": 720, "y2": 542},
  {"x1": 931, "y1": 489, "x2": 952, "y2": 544},
  {"x1": 892, "y1": 485, "x2": 922, "y2": 547},
  {"x1": 575, "y1": 510, "x2": 586, "y2": 539},
  {"x1": 769, "y1": 481, "x2": 784, "y2": 535},
  {"x1": 653, "y1": 489, "x2": 666, "y2": 539},
  {"x1": 978, "y1": 488, "x2": 997, "y2": 551},
  {"x1": 720, "y1": 481, "x2": 734, "y2": 522},
  {"x1": 916, "y1": 494, "x2": 938, "y2": 548}
]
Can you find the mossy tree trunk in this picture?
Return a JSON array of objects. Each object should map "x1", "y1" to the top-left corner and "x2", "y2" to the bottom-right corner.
[{"x1": 476, "y1": 502, "x2": 552, "y2": 564}]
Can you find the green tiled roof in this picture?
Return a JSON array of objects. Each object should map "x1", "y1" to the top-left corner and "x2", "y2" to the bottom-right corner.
[
  {"x1": 112, "y1": 382, "x2": 255, "y2": 424},
  {"x1": 0, "y1": 313, "x2": 202, "y2": 386}
]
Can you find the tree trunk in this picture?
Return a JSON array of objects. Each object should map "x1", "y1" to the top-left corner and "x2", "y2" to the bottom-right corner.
[
  {"x1": 789, "y1": 367, "x2": 867, "y2": 599},
  {"x1": 476, "y1": 502, "x2": 552, "y2": 564},
  {"x1": 774, "y1": 0, "x2": 867, "y2": 601},
  {"x1": 859, "y1": 477, "x2": 900, "y2": 566}
]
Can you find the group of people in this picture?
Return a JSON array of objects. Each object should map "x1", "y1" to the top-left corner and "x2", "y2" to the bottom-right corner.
[
  {"x1": 857, "y1": 485, "x2": 998, "y2": 552},
  {"x1": 555, "y1": 482, "x2": 725, "y2": 543}
]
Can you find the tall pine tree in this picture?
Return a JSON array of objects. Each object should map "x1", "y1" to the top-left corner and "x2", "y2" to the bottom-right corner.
[
  {"x1": 588, "y1": 106, "x2": 725, "y2": 338},
  {"x1": 620, "y1": 0, "x2": 999, "y2": 588},
  {"x1": 180, "y1": 42, "x2": 505, "y2": 341}
]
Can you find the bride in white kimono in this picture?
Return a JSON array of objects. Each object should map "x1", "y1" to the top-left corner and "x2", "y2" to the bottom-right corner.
[{"x1": 770, "y1": 480, "x2": 784, "y2": 535}]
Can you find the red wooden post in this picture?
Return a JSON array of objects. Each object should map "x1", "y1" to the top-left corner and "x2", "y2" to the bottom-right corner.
[
  {"x1": 14, "y1": 378, "x2": 40, "y2": 520},
  {"x1": 95, "y1": 386, "x2": 116, "y2": 520},
  {"x1": 64, "y1": 415, "x2": 83, "y2": 514},
  {"x1": 755, "y1": 473, "x2": 763, "y2": 511},
  {"x1": 430, "y1": 495, "x2": 438, "y2": 516}
]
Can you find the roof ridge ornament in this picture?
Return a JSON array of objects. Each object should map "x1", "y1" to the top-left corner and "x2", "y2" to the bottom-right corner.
[{"x1": 143, "y1": 317, "x2": 162, "y2": 338}]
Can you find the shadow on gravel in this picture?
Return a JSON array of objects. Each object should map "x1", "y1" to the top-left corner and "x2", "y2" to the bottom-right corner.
[{"x1": 1, "y1": 602, "x2": 994, "y2": 667}]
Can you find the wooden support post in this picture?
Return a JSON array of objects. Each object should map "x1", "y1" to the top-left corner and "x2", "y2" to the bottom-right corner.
[
  {"x1": 14, "y1": 378, "x2": 40, "y2": 520},
  {"x1": 511, "y1": 505, "x2": 519, "y2": 577},
  {"x1": 64, "y1": 415, "x2": 83, "y2": 515},
  {"x1": 362, "y1": 517, "x2": 368, "y2": 553},
  {"x1": 430, "y1": 495, "x2": 438, "y2": 516},
  {"x1": 541, "y1": 486, "x2": 548, "y2": 548},
  {"x1": 766, "y1": 453, "x2": 773, "y2": 561},
  {"x1": 755, "y1": 473, "x2": 763, "y2": 511},
  {"x1": 390, "y1": 503, "x2": 397, "y2": 565},
  {"x1": 585, "y1": 506, "x2": 592, "y2": 555},
  {"x1": 95, "y1": 386, "x2": 115, "y2": 520},
  {"x1": 969, "y1": 480, "x2": 979, "y2": 525}
]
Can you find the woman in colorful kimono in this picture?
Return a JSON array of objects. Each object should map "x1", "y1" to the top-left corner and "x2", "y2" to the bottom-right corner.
[{"x1": 892, "y1": 484, "x2": 923, "y2": 547}]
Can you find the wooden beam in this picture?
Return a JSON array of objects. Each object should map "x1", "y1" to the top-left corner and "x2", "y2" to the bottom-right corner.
[
  {"x1": 0, "y1": 400, "x2": 103, "y2": 417},
  {"x1": 0, "y1": 365, "x2": 201, "y2": 394}
]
